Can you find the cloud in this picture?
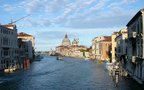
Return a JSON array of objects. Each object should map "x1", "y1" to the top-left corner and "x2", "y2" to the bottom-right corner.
[
  {"x1": 3, "y1": 0, "x2": 139, "y2": 29},
  {"x1": 3, "y1": 4, "x2": 15, "y2": 12},
  {"x1": 36, "y1": 31, "x2": 65, "y2": 40},
  {"x1": 2, "y1": 2, "x2": 24, "y2": 13},
  {"x1": 122, "y1": 0, "x2": 137, "y2": 4},
  {"x1": 88, "y1": 0, "x2": 107, "y2": 12},
  {"x1": 22, "y1": 0, "x2": 66, "y2": 14},
  {"x1": 22, "y1": 0, "x2": 43, "y2": 14},
  {"x1": 19, "y1": 17, "x2": 51, "y2": 27},
  {"x1": 66, "y1": 11, "x2": 133, "y2": 28},
  {"x1": 108, "y1": 0, "x2": 137, "y2": 8},
  {"x1": 83, "y1": 0, "x2": 96, "y2": 5},
  {"x1": 1, "y1": 0, "x2": 142, "y2": 51},
  {"x1": 51, "y1": 0, "x2": 137, "y2": 28},
  {"x1": 44, "y1": 0, "x2": 66, "y2": 13}
]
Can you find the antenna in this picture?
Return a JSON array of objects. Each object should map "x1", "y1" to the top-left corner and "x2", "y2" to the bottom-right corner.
[
  {"x1": 9, "y1": 14, "x2": 31, "y2": 25},
  {"x1": 11, "y1": 19, "x2": 13, "y2": 24}
]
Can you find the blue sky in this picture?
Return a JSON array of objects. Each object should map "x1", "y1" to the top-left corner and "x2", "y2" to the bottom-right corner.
[{"x1": 0, "y1": 0, "x2": 144, "y2": 51}]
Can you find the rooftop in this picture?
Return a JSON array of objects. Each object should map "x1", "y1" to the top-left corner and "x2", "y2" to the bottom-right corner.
[
  {"x1": 18, "y1": 32, "x2": 32, "y2": 36},
  {"x1": 0, "y1": 24, "x2": 16, "y2": 30},
  {"x1": 127, "y1": 8, "x2": 144, "y2": 26},
  {"x1": 101, "y1": 37, "x2": 111, "y2": 42}
]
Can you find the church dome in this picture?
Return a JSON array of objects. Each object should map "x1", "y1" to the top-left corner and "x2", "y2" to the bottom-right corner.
[
  {"x1": 72, "y1": 38, "x2": 79, "y2": 46},
  {"x1": 62, "y1": 34, "x2": 71, "y2": 46}
]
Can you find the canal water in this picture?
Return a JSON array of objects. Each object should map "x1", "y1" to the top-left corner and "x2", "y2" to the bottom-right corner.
[{"x1": 0, "y1": 56, "x2": 143, "y2": 90}]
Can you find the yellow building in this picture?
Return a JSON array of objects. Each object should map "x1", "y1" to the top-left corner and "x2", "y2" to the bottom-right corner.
[
  {"x1": 111, "y1": 32, "x2": 118, "y2": 63},
  {"x1": 92, "y1": 36, "x2": 111, "y2": 61}
]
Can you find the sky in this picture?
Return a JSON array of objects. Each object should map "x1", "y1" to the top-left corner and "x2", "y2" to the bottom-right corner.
[{"x1": 0, "y1": 0, "x2": 144, "y2": 51}]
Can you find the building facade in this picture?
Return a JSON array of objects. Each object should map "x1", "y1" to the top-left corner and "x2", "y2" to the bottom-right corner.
[
  {"x1": 126, "y1": 9, "x2": 144, "y2": 84},
  {"x1": 115, "y1": 28, "x2": 128, "y2": 63},
  {"x1": 18, "y1": 32, "x2": 35, "y2": 47},
  {"x1": 92, "y1": 36, "x2": 103, "y2": 60},
  {"x1": 111, "y1": 32, "x2": 118, "y2": 63},
  {"x1": 72, "y1": 38, "x2": 79, "y2": 46},
  {"x1": 0, "y1": 24, "x2": 18, "y2": 70},
  {"x1": 56, "y1": 34, "x2": 71, "y2": 54},
  {"x1": 18, "y1": 32, "x2": 35, "y2": 59},
  {"x1": 92, "y1": 36, "x2": 111, "y2": 61}
]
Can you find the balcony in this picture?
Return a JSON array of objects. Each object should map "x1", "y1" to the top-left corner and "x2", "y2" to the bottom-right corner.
[
  {"x1": 129, "y1": 32, "x2": 137, "y2": 39},
  {"x1": 131, "y1": 56, "x2": 137, "y2": 64}
]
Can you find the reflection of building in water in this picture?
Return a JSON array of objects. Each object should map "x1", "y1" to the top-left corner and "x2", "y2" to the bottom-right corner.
[{"x1": 56, "y1": 34, "x2": 89, "y2": 58}]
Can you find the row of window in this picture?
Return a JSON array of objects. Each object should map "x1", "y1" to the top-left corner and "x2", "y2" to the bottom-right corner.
[
  {"x1": 0, "y1": 27, "x2": 16, "y2": 35},
  {"x1": 137, "y1": 19, "x2": 143, "y2": 34},
  {"x1": 0, "y1": 59, "x2": 14, "y2": 64},
  {"x1": 0, "y1": 37, "x2": 17, "y2": 46},
  {"x1": 0, "y1": 60, "x2": 15, "y2": 69},
  {"x1": 129, "y1": 18, "x2": 143, "y2": 57},
  {"x1": 0, "y1": 64, "x2": 7, "y2": 69},
  {"x1": 130, "y1": 18, "x2": 143, "y2": 33},
  {"x1": 0, "y1": 49, "x2": 17, "y2": 57}
]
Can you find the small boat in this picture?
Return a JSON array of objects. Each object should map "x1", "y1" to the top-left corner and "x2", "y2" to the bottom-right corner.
[
  {"x1": 35, "y1": 55, "x2": 43, "y2": 61},
  {"x1": 85, "y1": 58, "x2": 90, "y2": 60},
  {"x1": 4, "y1": 66, "x2": 16, "y2": 73},
  {"x1": 4, "y1": 69, "x2": 9, "y2": 73},
  {"x1": 57, "y1": 56, "x2": 63, "y2": 60}
]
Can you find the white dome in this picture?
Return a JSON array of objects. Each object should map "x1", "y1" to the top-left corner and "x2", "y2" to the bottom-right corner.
[
  {"x1": 62, "y1": 34, "x2": 71, "y2": 46},
  {"x1": 72, "y1": 38, "x2": 79, "y2": 46}
]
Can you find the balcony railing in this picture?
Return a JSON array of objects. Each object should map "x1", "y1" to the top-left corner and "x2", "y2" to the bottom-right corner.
[
  {"x1": 131, "y1": 56, "x2": 137, "y2": 63},
  {"x1": 129, "y1": 32, "x2": 137, "y2": 39}
]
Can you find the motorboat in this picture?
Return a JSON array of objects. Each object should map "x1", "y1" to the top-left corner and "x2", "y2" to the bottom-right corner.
[
  {"x1": 57, "y1": 56, "x2": 63, "y2": 60},
  {"x1": 85, "y1": 58, "x2": 90, "y2": 60},
  {"x1": 4, "y1": 66, "x2": 17, "y2": 73},
  {"x1": 35, "y1": 55, "x2": 43, "y2": 61}
]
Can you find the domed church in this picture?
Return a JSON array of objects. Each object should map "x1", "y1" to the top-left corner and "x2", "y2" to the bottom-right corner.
[
  {"x1": 62, "y1": 34, "x2": 71, "y2": 46},
  {"x1": 72, "y1": 38, "x2": 79, "y2": 46},
  {"x1": 56, "y1": 34, "x2": 88, "y2": 57}
]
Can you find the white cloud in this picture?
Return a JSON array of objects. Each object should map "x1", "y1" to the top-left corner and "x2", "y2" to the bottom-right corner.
[
  {"x1": 22, "y1": 0, "x2": 43, "y2": 13},
  {"x1": 122, "y1": 0, "x2": 137, "y2": 4},
  {"x1": 83, "y1": 0, "x2": 96, "y2": 5},
  {"x1": 44, "y1": 0, "x2": 66, "y2": 13},
  {"x1": 3, "y1": 4, "x2": 15, "y2": 12},
  {"x1": 88, "y1": 0, "x2": 107, "y2": 12},
  {"x1": 22, "y1": 0, "x2": 67, "y2": 14},
  {"x1": 1, "y1": 0, "x2": 140, "y2": 29},
  {"x1": 19, "y1": 17, "x2": 51, "y2": 28},
  {"x1": 108, "y1": 0, "x2": 137, "y2": 8},
  {"x1": 1, "y1": 0, "x2": 143, "y2": 51}
]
